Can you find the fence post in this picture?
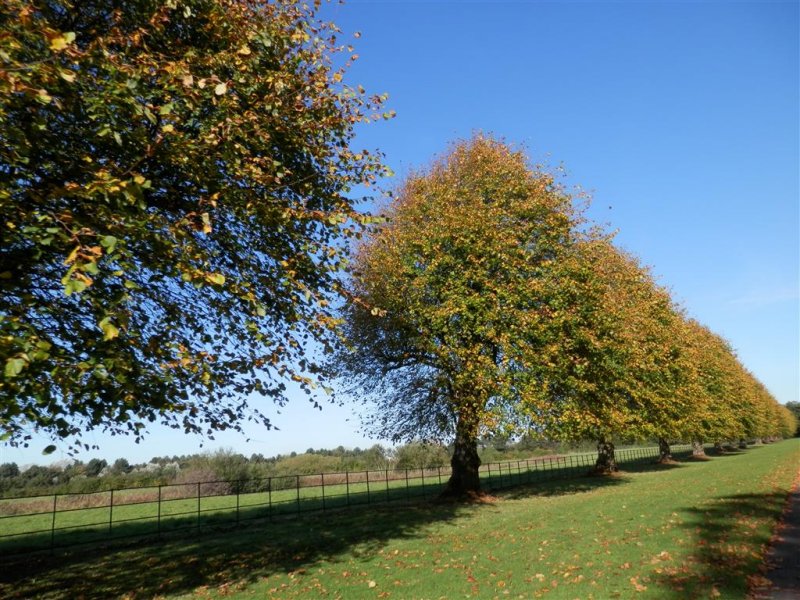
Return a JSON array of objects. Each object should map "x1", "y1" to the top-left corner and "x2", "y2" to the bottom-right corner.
[
  {"x1": 50, "y1": 493, "x2": 58, "y2": 553},
  {"x1": 109, "y1": 489, "x2": 114, "y2": 536},
  {"x1": 345, "y1": 471, "x2": 350, "y2": 506},
  {"x1": 268, "y1": 477, "x2": 272, "y2": 519},
  {"x1": 385, "y1": 469, "x2": 389, "y2": 502},
  {"x1": 296, "y1": 475, "x2": 300, "y2": 514},
  {"x1": 421, "y1": 467, "x2": 425, "y2": 496},
  {"x1": 157, "y1": 485, "x2": 162, "y2": 535},
  {"x1": 236, "y1": 482, "x2": 240, "y2": 524},
  {"x1": 321, "y1": 473, "x2": 326, "y2": 511},
  {"x1": 405, "y1": 469, "x2": 410, "y2": 501},
  {"x1": 487, "y1": 463, "x2": 492, "y2": 490},
  {"x1": 197, "y1": 482, "x2": 201, "y2": 529},
  {"x1": 366, "y1": 471, "x2": 371, "y2": 504}
]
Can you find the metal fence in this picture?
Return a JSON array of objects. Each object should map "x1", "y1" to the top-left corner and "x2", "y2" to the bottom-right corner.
[{"x1": 0, "y1": 444, "x2": 692, "y2": 556}]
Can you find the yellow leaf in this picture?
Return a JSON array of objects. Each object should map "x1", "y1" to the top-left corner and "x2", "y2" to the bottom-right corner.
[
  {"x1": 206, "y1": 273, "x2": 225, "y2": 285},
  {"x1": 99, "y1": 317, "x2": 120, "y2": 341},
  {"x1": 237, "y1": 45, "x2": 252, "y2": 56},
  {"x1": 49, "y1": 32, "x2": 75, "y2": 51},
  {"x1": 64, "y1": 245, "x2": 80, "y2": 265}
]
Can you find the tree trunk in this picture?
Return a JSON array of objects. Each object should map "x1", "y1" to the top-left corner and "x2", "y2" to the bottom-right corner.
[
  {"x1": 442, "y1": 414, "x2": 481, "y2": 497},
  {"x1": 691, "y1": 439, "x2": 706, "y2": 458},
  {"x1": 713, "y1": 441, "x2": 723, "y2": 454},
  {"x1": 594, "y1": 438, "x2": 618, "y2": 474},
  {"x1": 738, "y1": 438, "x2": 748, "y2": 449},
  {"x1": 657, "y1": 437, "x2": 672, "y2": 463}
]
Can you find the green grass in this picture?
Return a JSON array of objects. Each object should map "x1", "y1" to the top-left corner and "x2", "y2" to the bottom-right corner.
[{"x1": 0, "y1": 439, "x2": 796, "y2": 599}]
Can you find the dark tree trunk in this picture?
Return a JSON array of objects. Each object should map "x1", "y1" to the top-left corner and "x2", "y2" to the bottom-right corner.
[
  {"x1": 738, "y1": 438, "x2": 748, "y2": 449},
  {"x1": 657, "y1": 437, "x2": 672, "y2": 463},
  {"x1": 442, "y1": 414, "x2": 481, "y2": 497},
  {"x1": 692, "y1": 439, "x2": 706, "y2": 458},
  {"x1": 594, "y1": 438, "x2": 618, "y2": 474}
]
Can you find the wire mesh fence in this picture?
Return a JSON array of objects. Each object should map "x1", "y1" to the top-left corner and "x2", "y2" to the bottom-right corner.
[{"x1": 0, "y1": 444, "x2": 692, "y2": 556}]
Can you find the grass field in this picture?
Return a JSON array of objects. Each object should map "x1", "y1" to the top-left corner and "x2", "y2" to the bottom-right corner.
[
  {"x1": 0, "y1": 439, "x2": 797, "y2": 599},
  {"x1": 0, "y1": 448, "x2": 667, "y2": 555}
]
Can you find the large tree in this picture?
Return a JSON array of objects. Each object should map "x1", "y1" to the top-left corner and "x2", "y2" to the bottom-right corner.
[
  {"x1": 336, "y1": 136, "x2": 583, "y2": 496},
  {"x1": 0, "y1": 0, "x2": 389, "y2": 450}
]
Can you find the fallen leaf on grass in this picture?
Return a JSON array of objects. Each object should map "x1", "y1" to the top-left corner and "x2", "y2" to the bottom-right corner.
[{"x1": 630, "y1": 576, "x2": 647, "y2": 592}]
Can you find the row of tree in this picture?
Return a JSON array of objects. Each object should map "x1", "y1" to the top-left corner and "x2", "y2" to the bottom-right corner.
[
  {"x1": 1, "y1": 2, "x2": 795, "y2": 500},
  {"x1": 337, "y1": 137, "x2": 797, "y2": 494}
]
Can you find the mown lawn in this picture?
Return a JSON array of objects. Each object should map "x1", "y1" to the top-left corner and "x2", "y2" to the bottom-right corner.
[{"x1": 0, "y1": 439, "x2": 797, "y2": 600}]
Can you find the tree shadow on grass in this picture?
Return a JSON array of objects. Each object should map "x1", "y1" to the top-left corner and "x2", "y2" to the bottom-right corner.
[
  {"x1": 493, "y1": 457, "x2": 687, "y2": 501},
  {"x1": 0, "y1": 467, "x2": 646, "y2": 600},
  {"x1": 652, "y1": 490, "x2": 788, "y2": 599},
  {"x1": 0, "y1": 500, "x2": 485, "y2": 599}
]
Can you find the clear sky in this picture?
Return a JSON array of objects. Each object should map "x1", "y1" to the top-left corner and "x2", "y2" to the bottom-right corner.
[{"x1": 2, "y1": 0, "x2": 798, "y2": 467}]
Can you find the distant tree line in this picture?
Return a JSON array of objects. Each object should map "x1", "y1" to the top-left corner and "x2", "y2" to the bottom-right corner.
[{"x1": 0, "y1": 436, "x2": 606, "y2": 497}]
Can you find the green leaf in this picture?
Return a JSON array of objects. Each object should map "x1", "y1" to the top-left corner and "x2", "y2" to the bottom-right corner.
[
  {"x1": 100, "y1": 235, "x2": 118, "y2": 253},
  {"x1": 64, "y1": 278, "x2": 87, "y2": 296},
  {"x1": 42, "y1": 445, "x2": 57, "y2": 455},
  {"x1": 4, "y1": 358, "x2": 26, "y2": 378}
]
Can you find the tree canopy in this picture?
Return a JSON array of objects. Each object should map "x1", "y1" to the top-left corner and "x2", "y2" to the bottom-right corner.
[{"x1": 0, "y1": 0, "x2": 390, "y2": 451}]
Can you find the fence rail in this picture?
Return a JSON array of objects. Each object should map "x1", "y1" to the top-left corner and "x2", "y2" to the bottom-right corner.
[{"x1": 0, "y1": 444, "x2": 692, "y2": 556}]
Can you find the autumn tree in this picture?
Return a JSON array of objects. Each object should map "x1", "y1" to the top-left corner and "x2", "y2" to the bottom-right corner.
[
  {"x1": 680, "y1": 321, "x2": 756, "y2": 456},
  {"x1": 0, "y1": 0, "x2": 390, "y2": 451},
  {"x1": 336, "y1": 136, "x2": 583, "y2": 496},
  {"x1": 784, "y1": 402, "x2": 800, "y2": 437},
  {"x1": 526, "y1": 240, "x2": 695, "y2": 472}
]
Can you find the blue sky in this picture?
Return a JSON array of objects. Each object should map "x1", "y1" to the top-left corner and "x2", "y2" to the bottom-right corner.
[{"x1": 2, "y1": 0, "x2": 797, "y2": 467}]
